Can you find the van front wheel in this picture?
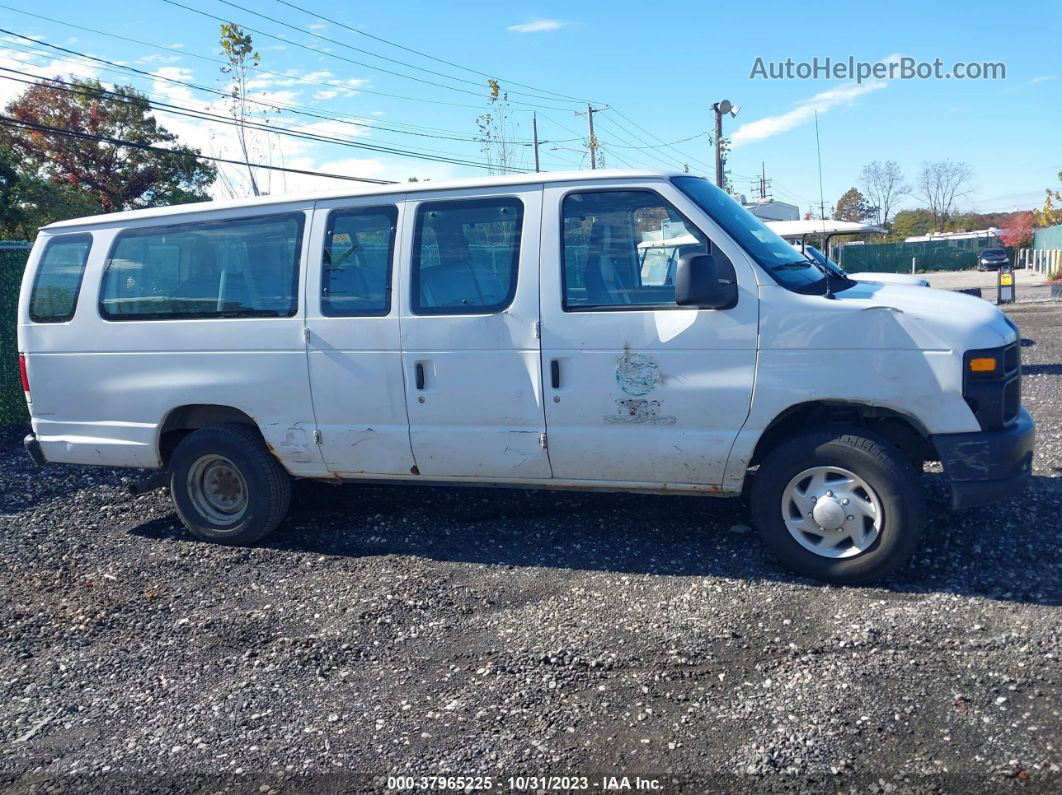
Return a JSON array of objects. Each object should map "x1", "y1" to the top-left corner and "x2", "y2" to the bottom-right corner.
[
  {"x1": 169, "y1": 423, "x2": 291, "y2": 546},
  {"x1": 750, "y1": 428, "x2": 925, "y2": 585}
]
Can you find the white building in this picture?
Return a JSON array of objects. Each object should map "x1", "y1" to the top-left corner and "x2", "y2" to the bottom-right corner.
[
  {"x1": 743, "y1": 199, "x2": 800, "y2": 222},
  {"x1": 905, "y1": 228, "x2": 1001, "y2": 243}
]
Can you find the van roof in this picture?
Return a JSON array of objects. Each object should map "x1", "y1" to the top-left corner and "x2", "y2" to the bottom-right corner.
[{"x1": 43, "y1": 168, "x2": 684, "y2": 231}]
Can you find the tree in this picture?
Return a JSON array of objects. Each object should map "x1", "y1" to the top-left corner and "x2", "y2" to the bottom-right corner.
[
  {"x1": 475, "y1": 79, "x2": 518, "y2": 176},
  {"x1": 859, "y1": 160, "x2": 908, "y2": 229},
  {"x1": 833, "y1": 187, "x2": 874, "y2": 222},
  {"x1": 1033, "y1": 171, "x2": 1062, "y2": 228},
  {"x1": 0, "y1": 143, "x2": 103, "y2": 238},
  {"x1": 1000, "y1": 211, "x2": 1034, "y2": 248},
  {"x1": 4, "y1": 76, "x2": 215, "y2": 213},
  {"x1": 220, "y1": 22, "x2": 265, "y2": 197},
  {"x1": 916, "y1": 160, "x2": 974, "y2": 231},
  {"x1": 888, "y1": 209, "x2": 935, "y2": 241}
]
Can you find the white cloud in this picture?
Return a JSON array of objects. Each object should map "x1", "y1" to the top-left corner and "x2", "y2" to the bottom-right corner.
[
  {"x1": 307, "y1": 22, "x2": 328, "y2": 32},
  {"x1": 0, "y1": 40, "x2": 101, "y2": 106},
  {"x1": 507, "y1": 19, "x2": 565, "y2": 33},
  {"x1": 136, "y1": 53, "x2": 182, "y2": 66},
  {"x1": 731, "y1": 81, "x2": 888, "y2": 146},
  {"x1": 1030, "y1": 74, "x2": 1055, "y2": 85}
]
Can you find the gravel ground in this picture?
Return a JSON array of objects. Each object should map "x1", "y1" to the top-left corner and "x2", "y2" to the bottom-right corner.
[
  {"x1": 921, "y1": 269, "x2": 1051, "y2": 303},
  {"x1": 1, "y1": 304, "x2": 1060, "y2": 794}
]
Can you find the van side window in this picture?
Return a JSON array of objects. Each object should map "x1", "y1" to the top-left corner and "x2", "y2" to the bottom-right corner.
[
  {"x1": 411, "y1": 197, "x2": 522, "y2": 315},
  {"x1": 322, "y1": 206, "x2": 397, "y2": 316},
  {"x1": 29, "y1": 234, "x2": 93, "y2": 323},
  {"x1": 562, "y1": 190, "x2": 708, "y2": 310},
  {"x1": 99, "y1": 213, "x2": 304, "y2": 320}
]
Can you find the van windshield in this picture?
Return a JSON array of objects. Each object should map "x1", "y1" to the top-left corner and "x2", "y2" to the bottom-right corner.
[{"x1": 672, "y1": 176, "x2": 826, "y2": 291}]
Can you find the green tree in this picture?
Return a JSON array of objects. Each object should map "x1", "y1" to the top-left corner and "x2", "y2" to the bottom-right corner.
[
  {"x1": 833, "y1": 187, "x2": 874, "y2": 222},
  {"x1": 4, "y1": 76, "x2": 215, "y2": 214},
  {"x1": 0, "y1": 141, "x2": 103, "y2": 238},
  {"x1": 888, "y1": 209, "x2": 935, "y2": 241}
]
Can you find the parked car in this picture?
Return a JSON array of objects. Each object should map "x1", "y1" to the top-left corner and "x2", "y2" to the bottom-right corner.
[
  {"x1": 17, "y1": 170, "x2": 1033, "y2": 584},
  {"x1": 978, "y1": 247, "x2": 1010, "y2": 271},
  {"x1": 794, "y1": 244, "x2": 931, "y2": 287}
]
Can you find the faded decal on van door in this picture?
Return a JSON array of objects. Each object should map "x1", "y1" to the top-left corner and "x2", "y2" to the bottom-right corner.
[
  {"x1": 605, "y1": 398, "x2": 676, "y2": 425},
  {"x1": 615, "y1": 351, "x2": 661, "y2": 396}
]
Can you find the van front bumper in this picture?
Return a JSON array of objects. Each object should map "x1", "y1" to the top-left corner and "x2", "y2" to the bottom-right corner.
[
  {"x1": 932, "y1": 408, "x2": 1034, "y2": 510},
  {"x1": 23, "y1": 433, "x2": 47, "y2": 467}
]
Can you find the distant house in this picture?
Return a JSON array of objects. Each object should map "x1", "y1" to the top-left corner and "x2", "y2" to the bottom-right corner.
[{"x1": 742, "y1": 199, "x2": 800, "y2": 222}]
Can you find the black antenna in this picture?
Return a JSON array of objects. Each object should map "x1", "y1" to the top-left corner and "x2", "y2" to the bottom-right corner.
[{"x1": 814, "y1": 110, "x2": 834, "y2": 299}]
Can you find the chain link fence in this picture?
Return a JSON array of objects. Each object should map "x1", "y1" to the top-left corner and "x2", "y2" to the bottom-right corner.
[
  {"x1": 839, "y1": 237, "x2": 1015, "y2": 274},
  {"x1": 1, "y1": 242, "x2": 30, "y2": 426}
]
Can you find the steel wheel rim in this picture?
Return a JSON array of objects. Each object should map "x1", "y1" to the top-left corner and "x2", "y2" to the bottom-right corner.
[
  {"x1": 187, "y1": 454, "x2": 248, "y2": 528},
  {"x1": 780, "y1": 465, "x2": 883, "y2": 559}
]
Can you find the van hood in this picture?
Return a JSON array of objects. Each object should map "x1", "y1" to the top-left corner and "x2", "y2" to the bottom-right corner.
[
  {"x1": 847, "y1": 272, "x2": 930, "y2": 287},
  {"x1": 832, "y1": 280, "x2": 1017, "y2": 350}
]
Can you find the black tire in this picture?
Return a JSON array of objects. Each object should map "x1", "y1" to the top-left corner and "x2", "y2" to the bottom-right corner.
[
  {"x1": 169, "y1": 423, "x2": 291, "y2": 546},
  {"x1": 750, "y1": 427, "x2": 925, "y2": 585}
]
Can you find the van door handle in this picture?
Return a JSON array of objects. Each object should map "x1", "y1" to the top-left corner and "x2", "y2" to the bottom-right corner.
[
  {"x1": 550, "y1": 359, "x2": 560, "y2": 389},
  {"x1": 415, "y1": 362, "x2": 425, "y2": 390}
]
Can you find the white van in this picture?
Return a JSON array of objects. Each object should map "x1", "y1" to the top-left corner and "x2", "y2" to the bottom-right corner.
[{"x1": 17, "y1": 170, "x2": 1033, "y2": 584}]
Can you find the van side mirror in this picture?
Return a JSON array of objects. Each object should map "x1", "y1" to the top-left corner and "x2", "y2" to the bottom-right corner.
[{"x1": 675, "y1": 252, "x2": 738, "y2": 309}]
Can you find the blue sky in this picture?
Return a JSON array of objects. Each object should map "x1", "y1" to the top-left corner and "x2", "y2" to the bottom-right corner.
[{"x1": 1, "y1": 0, "x2": 1059, "y2": 213}]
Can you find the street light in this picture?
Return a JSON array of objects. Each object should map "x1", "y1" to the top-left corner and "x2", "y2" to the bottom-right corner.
[{"x1": 711, "y1": 99, "x2": 740, "y2": 188}]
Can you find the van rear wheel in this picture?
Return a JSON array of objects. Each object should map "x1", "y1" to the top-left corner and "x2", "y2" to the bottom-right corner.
[
  {"x1": 169, "y1": 423, "x2": 291, "y2": 546},
  {"x1": 750, "y1": 427, "x2": 925, "y2": 585}
]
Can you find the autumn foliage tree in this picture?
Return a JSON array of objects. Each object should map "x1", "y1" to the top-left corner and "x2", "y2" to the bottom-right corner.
[
  {"x1": 833, "y1": 187, "x2": 875, "y2": 223},
  {"x1": 1000, "y1": 211, "x2": 1034, "y2": 248},
  {"x1": 3, "y1": 77, "x2": 215, "y2": 213}
]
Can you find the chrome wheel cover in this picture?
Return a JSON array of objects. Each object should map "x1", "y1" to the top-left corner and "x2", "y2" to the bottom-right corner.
[{"x1": 780, "y1": 466, "x2": 883, "y2": 559}]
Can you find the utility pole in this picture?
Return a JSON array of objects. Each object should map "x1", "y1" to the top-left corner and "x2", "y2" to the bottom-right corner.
[
  {"x1": 754, "y1": 162, "x2": 772, "y2": 201},
  {"x1": 711, "y1": 99, "x2": 739, "y2": 190},
  {"x1": 531, "y1": 112, "x2": 541, "y2": 173},
  {"x1": 576, "y1": 104, "x2": 607, "y2": 169},
  {"x1": 713, "y1": 107, "x2": 724, "y2": 187}
]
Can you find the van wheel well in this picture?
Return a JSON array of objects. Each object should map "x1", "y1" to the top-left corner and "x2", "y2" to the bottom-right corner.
[
  {"x1": 749, "y1": 402, "x2": 935, "y2": 471},
  {"x1": 158, "y1": 405, "x2": 258, "y2": 466}
]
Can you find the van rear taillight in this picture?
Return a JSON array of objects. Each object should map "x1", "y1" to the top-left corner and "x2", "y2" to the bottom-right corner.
[{"x1": 18, "y1": 353, "x2": 30, "y2": 394}]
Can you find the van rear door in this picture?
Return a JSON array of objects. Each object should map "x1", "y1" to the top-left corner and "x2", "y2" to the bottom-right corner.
[
  {"x1": 399, "y1": 185, "x2": 551, "y2": 480},
  {"x1": 304, "y1": 195, "x2": 417, "y2": 477}
]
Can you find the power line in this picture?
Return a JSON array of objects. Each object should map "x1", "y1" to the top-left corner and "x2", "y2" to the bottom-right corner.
[
  {"x1": 609, "y1": 107, "x2": 716, "y2": 171},
  {"x1": 269, "y1": 0, "x2": 591, "y2": 105},
  {"x1": 211, "y1": 0, "x2": 580, "y2": 107},
  {"x1": 274, "y1": 0, "x2": 711, "y2": 167},
  {"x1": 0, "y1": 114, "x2": 396, "y2": 183},
  {"x1": 0, "y1": 68, "x2": 534, "y2": 173},
  {"x1": 0, "y1": 4, "x2": 499, "y2": 114},
  {"x1": 2, "y1": 6, "x2": 709, "y2": 177},
  {"x1": 158, "y1": 0, "x2": 577, "y2": 111},
  {"x1": 608, "y1": 131, "x2": 708, "y2": 150},
  {"x1": 0, "y1": 34, "x2": 540, "y2": 168}
]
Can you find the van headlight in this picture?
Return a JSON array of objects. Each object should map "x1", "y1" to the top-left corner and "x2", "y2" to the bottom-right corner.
[{"x1": 962, "y1": 343, "x2": 1021, "y2": 430}]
